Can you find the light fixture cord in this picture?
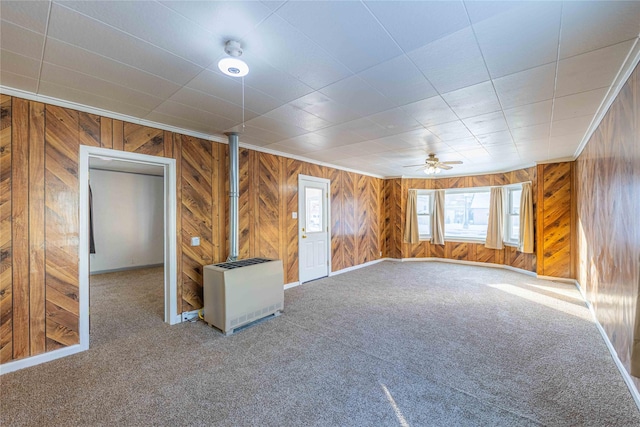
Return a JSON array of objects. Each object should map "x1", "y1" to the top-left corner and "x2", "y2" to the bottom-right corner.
[{"x1": 241, "y1": 76, "x2": 245, "y2": 130}]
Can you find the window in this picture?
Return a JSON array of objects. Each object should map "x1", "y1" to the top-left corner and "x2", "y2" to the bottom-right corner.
[
  {"x1": 444, "y1": 188, "x2": 491, "y2": 240},
  {"x1": 505, "y1": 186, "x2": 522, "y2": 245},
  {"x1": 416, "y1": 191, "x2": 432, "y2": 238}
]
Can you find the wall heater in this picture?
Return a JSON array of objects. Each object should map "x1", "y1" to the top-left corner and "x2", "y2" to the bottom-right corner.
[{"x1": 203, "y1": 258, "x2": 284, "y2": 335}]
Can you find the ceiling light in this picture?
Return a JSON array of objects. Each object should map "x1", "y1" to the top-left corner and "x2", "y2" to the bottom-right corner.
[
  {"x1": 424, "y1": 165, "x2": 440, "y2": 175},
  {"x1": 218, "y1": 40, "x2": 249, "y2": 77}
]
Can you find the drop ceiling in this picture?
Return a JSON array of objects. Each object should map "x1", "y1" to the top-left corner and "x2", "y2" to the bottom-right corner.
[{"x1": 1, "y1": 1, "x2": 639, "y2": 177}]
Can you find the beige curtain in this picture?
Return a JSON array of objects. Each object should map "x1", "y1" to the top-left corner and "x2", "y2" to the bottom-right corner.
[
  {"x1": 431, "y1": 190, "x2": 445, "y2": 245},
  {"x1": 485, "y1": 187, "x2": 504, "y2": 249},
  {"x1": 518, "y1": 182, "x2": 534, "y2": 253},
  {"x1": 403, "y1": 189, "x2": 419, "y2": 244}
]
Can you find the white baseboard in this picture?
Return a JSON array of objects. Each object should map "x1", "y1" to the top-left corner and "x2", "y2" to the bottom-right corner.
[
  {"x1": 284, "y1": 281, "x2": 301, "y2": 290},
  {"x1": 390, "y1": 257, "x2": 538, "y2": 277},
  {"x1": 0, "y1": 344, "x2": 86, "y2": 375}
]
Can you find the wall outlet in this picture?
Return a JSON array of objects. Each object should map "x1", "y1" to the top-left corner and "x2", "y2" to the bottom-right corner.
[
  {"x1": 292, "y1": 212, "x2": 297, "y2": 219},
  {"x1": 191, "y1": 236, "x2": 200, "y2": 246},
  {"x1": 379, "y1": 251, "x2": 382, "y2": 257},
  {"x1": 182, "y1": 309, "x2": 200, "y2": 322}
]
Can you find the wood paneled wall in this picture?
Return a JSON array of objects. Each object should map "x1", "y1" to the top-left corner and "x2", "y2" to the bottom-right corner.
[
  {"x1": 0, "y1": 95, "x2": 383, "y2": 363},
  {"x1": 575, "y1": 63, "x2": 640, "y2": 388},
  {"x1": 384, "y1": 167, "x2": 543, "y2": 273}
]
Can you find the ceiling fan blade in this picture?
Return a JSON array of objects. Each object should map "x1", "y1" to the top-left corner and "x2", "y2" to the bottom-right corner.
[
  {"x1": 440, "y1": 160, "x2": 463, "y2": 165},
  {"x1": 403, "y1": 164, "x2": 426, "y2": 168},
  {"x1": 438, "y1": 164, "x2": 453, "y2": 170}
]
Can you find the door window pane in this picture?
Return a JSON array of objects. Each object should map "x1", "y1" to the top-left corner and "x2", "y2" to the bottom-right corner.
[{"x1": 305, "y1": 187, "x2": 322, "y2": 233}]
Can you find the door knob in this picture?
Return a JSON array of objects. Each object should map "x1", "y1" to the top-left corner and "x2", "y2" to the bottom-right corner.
[{"x1": 302, "y1": 235, "x2": 307, "y2": 239}]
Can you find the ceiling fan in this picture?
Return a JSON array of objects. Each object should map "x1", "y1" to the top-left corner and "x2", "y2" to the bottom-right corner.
[{"x1": 404, "y1": 153, "x2": 463, "y2": 175}]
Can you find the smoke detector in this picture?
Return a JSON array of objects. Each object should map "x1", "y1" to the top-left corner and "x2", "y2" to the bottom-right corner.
[{"x1": 218, "y1": 40, "x2": 249, "y2": 77}]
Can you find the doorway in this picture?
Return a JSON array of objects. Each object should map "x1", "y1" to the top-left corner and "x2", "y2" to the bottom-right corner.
[
  {"x1": 79, "y1": 146, "x2": 178, "y2": 352},
  {"x1": 298, "y1": 175, "x2": 331, "y2": 283}
]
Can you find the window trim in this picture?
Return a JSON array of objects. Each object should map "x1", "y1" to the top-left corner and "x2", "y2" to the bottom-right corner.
[
  {"x1": 504, "y1": 184, "x2": 523, "y2": 247},
  {"x1": 416, "y1": 189, "x2": 433, "y2": 240},
  {"x1": 443, "y1": 186, "x2": 492, "y2": 242}
]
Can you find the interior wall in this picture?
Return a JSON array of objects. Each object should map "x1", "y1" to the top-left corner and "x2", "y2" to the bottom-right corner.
[
  {"x1": 0, "y1": 95, "x2": 383, "y2": 363},
  {"x1": 575, "y1": 63, "x2": 640, "y2": 389},
  {"x1": 384, "y1": 168, "x2": 539, "y2": 272},
  {"x1": 89, "y1": 169, "x2": 164, "y2": 273}
]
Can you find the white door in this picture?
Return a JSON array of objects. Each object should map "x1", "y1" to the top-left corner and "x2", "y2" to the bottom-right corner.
[{"x1": 298, "y1": 175, "x2": 330, "y2": 283}]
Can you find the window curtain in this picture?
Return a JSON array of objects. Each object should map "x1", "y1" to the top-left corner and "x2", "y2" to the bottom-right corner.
[
  {"x1": 403, "y1": 189, "x2": 419, "y2": 244},
  {"x1": 485, "y1": 187, "x2": 504, "y2": 249},
  {"x1": 431, "y1": 190, "x2": 445, "y2": 245},
  {"x1": 518, "y1": 182, "x2": 534, "y2": 253},
  {"x1": 89, "y1": 185, "x2": 96, "y2": 254}
]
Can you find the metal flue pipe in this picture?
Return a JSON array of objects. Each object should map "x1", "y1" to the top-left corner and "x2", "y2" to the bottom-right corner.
[{"x1": 226, "y1": 132, "x2": 239, "y2": 262}]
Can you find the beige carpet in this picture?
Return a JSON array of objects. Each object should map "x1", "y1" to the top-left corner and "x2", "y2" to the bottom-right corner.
[{"x1": 1, "y1": 261, "x2": 639, "y2": 426}]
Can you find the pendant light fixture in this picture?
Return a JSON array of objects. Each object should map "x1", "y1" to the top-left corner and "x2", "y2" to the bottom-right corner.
[{"x1": 218, "y1": 40, "x2": 249, "y2": 77}]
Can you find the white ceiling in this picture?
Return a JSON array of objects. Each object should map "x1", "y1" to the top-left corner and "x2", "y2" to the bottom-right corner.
[{"x1": 1, "y1": 1, "x2": 639, "y2": 177}]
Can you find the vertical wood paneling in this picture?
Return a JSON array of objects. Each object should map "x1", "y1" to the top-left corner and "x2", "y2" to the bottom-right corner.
[
  {"x1": 124, "y1": 123, "x2": 164, "y2": 156},
  {"x1": 78, "y1": 112, "x2": 100, "y2": 147},
  {"x1": 576, "y1": 64, "x2": 639, "y2": 388},
  {"x1": 237, "y1": 148, "x2": 251, "y2": 259},
  {"x1": 538, "y1": 162, "x2": 572, "y2": 277},
  {"x1": 11, "y1": 98, "x2": 29, "y2": 359},
  {"x1": 328, "y1": 168, "x2": 343, "y2": 272},
  {"x1": 285, "y1": 159, "x2": 303, "y2": 283},
  {"x1": 0, "y1": 95, "x2": 13, "y2": 363},
  {"x1": 99, "y1": 118, "x2": 113, "y2": 149},
  {"x1": 112, "y1": 120, "x2": 124, "y2": 151},
  {"x1": 28, "y1": 102, "x2": 46, "y2": 355},
  {"x1": 470, "y1": 174, "x2": 492, "y2": 188},
  {"x1": 44, "y1": 105, "x2": 80, "y2": 350},
  {"x1": 342, "y1": 171, "x2": 357, "y2": 268},
  {"x1": 257, "y1": 153, "x2": 280, "y2": 259},
  {"x1": 446, "y1": 242, "x2": 469, "y2": 260},
  {"x1": 180, "y1": 136, "x2": 213, "y2": 311},
  {"x1": 356, "y1": 175, "x2": 369, "y2": 265},
  {"x1": 173, "y1": 133, "x2": 183, "y2": 315}
]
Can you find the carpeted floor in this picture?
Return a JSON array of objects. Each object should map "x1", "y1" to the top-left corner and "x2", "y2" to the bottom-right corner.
[{"x1": 1, "y1": 261, "x2": 639, "y2": 426}]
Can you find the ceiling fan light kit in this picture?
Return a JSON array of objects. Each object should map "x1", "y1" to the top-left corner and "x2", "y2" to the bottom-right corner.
[
  {"x1": 218, "y1": 40, "x2": 249, "y2": 77},
  {"x1": 404, "y1": 153, "x2": 463, "y2": 176}
]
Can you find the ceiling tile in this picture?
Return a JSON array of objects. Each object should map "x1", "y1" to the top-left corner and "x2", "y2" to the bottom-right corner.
[
  {"x1": 160, "y1": 0, "x2": 273, "y2": 41},
  {"x1": 235, "y1": 115, "x2": 308, "y2": 139},
  {"x1": 467, "y1": 1, "x2": 562, "y2": 77},
  {"x1": 275, "y1": 1, "x2": 402, "y2": 73},
  {"x1": 225, "y1": 52, "x2": 314, "y2": 103},
  {"x1": 0, "y1": 70, "x2": 38, "y2": 93},
  {"x1": 493, "y1": 63, "x2": 556, "y2": 109},
  {"x1": 364, "y1": 108, "x2": 422, "y2": 134},
  {"x1": 462, "y1": 111, "x2": 508, "y2": 136},
  {"x1": 168, "y1": 87, "x2": 255, "y2": 123},
  {"x1": 550, "y1": 115, "x2": 593, "y2": 138},
  {"x1": 38, "y1": 80, "x2": 153, "y2": 118},
  {"x1": 0, "y1": 20, "x2": 45, "y2": 59},
  {"x1": 427, "y1": 120, "x2": 472, "y2": 141},
  {"x1": 0, "y1": 49, "x2": 40, "y2": 80},
  {"x1": 503, "y1": 100, "x2": 553, "y2": 130},
  {"x1": 401, "y1": 96, "x2": 459, "y2": 127},
  {"x1": 364, "y1": 0, "x2": 468, "y2": 52},
  {"x1": 441, "y1": 81, "x2": 501, "y2": 119},
  {"x1": 511, "y1": 123, "x2": 550, "y2": 143},
  {"x1": 0, "y1": 1, "x2": 50, "y2": 34},
  {"x1": 152, "y1": 99, "x2": 238, "y2": 133},
  {"x1": 408, "y1": 26, "x2": 490, "y2": 94},
  {"x1": 144, "y1": 111, "x2": 215, "y2": 135},
  {"x1": 289, "y1": 92, "x2": 362, "y2": 124},
  {"x1": 186, "y1": 69, "x2": 281, "y2": 114},
  {"x1": 555, "y1": 40, "x2": 635, "y2": 97},
  {"x1": 476, "y1": 130, "x2": 514, "y2": 146},
  {"x1": 47, "y1": 4, "x2": 204, "y2": 85},
  {"x1": 560, "y1": 1, "x2": 640, "y2": 59},
  {"x1": 552, "y1": 88, "x2": 608, "y2": 121},
  {"x1": 58, "y1": 1, "x2": 219, "y2": 67},
  {"x1": 40, "y1": 62, "x2": 165, "y2": 111},
  {"x1": 318, "y1": 75, "x2": 395, "y2": 116},
  {"x1": 242, "y1": 14, "x2": 352, "y2": 90},
  {"x1": 43, "y1": 38, "x2": 182, "y2": 99},
  {"x1": 314, "y1": 122, "x2": 369, "y2": 145},
  {"x1": 358, "y1": 55, "x2": 437, "y2": 106},
  {"x1": 343, "y1": 141, "x2": 393, "y2": 156},
  {"x1": 263, "y1": 104, "x2": 332, "y2": 132}
]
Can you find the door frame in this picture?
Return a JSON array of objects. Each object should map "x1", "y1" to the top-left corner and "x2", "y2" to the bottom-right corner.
[
  {"x1": 79, "y1": 146, "x2": 179, "y2": 351},
  {"x1": 297, "y1": 174, "x2": 331, "y2": 283}
]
